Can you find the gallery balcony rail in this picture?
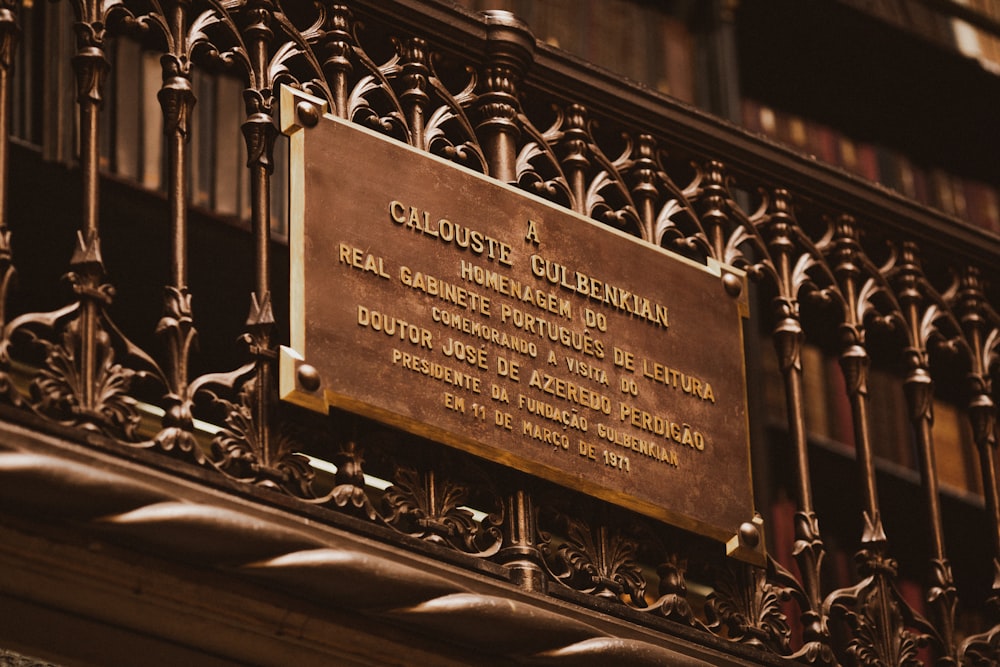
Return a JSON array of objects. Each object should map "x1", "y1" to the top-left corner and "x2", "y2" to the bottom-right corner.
[{"x1": 0, "y1": 0, "x2": 998, "y2": 664}]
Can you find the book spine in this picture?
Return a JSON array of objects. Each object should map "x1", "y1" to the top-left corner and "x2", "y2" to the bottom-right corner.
[
  {"x1": 932, "y1": 399, "x2": 977, "y2": 496},
  {"x1": 801, "y1": 343, "x2": 831, "y2": 440},
  {"x1": 826, "y1": 357, "x2": 855, "y2": 448},
  {"x1": 661, "y1": 15, "x2": 695, "y2": 104}
]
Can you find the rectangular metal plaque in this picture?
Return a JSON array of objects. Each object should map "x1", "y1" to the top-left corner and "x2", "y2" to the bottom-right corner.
[{"x1": 280, "y1": 88, "x2": 760, "y2": 561}]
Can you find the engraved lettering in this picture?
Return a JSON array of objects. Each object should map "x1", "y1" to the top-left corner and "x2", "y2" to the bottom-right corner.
[
  {"x1": 529, "y1": 254, "x2": 669, "y2": 329},
  {"x1": 517, "y1": 393, "x2": 588, "y2": 432},
  {"x1": 460, "y1": 260, "x2": 572, "y2": 320},
  {"x1": 358, "y1": 305, "x2": 433, "y2": 349},
  {"x1": 389, "y1": 200, "x2": 512, "y2": 266},
  {"x1": 594, "y1": 423, "x2": 679, "y2": 467},
  {"x1": 294, "y1": 113, "x2": 754, "y2": 550},
  {"x1": 525, "y1": 219, "x2": 541, "y2": 245},
  {"x1": 338, "y1": 242, "x2": 390, "y2": 279},
  {"x1": 616, "y1": 403, "x2": 707, "y2": 452},
  {"x1": 499, "y1": 303, "x2": 605, "y2": 359},
  {"x1": 491, "y1": 383, "x2": 510, "y2": 403},
  {"x1": 495, "y1": 409, "x2": 513, "y2": 430},
  {"x1": 496, "y1": 355, "x2": 520, "y2": 381},
  {"x1": 431, "y1": 307, "x2": 538, "y2": 358},
  {"x1": 564, "y1": 356, "x2": 609, "y2": 386},
  {"x1": 522, "y1": 419, "x2": 570, "y2": 450},
  {"x1": 613, "y1": 346, "x2": 635, "y2": 371},
  {"x1": 641, "y1": 358, "x2": 716, "y2": 403},
  {"x1": 527, "y1": 370, "x2": 612, "y2": 414},
  {"x1": 391, "y1": 348, "x2": 482, "y2": 393},
  {"x1": 444, "y1": 391, "x2": 465, "y2": 413},
  {"x1": 389, "y1": 200, "x2": 407, "y2": 223},
  {"x1": 602, "y1": 449, "x2": 630, "y2": 472},
  {"x1": 441, "y1": 337, "x2": 489, "y2": 370}
]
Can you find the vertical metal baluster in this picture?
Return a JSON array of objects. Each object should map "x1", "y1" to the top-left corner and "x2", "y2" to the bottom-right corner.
[
  {"x1": 628, "y1": 134, "x2": 657, "y2": 244},
  {"x1": 17, "y1": 0, "x2": 150, "y2": 439},
  {"x1": 829, "y1": 216, "x2": 883, "y2": 548},
  {"x1": 0, "y1": 0, "x2": 16, "y2": 327},
  {"x1": 471, "y1": 10, "x2": 544, "y2": 591},
  {"x1": 241, "y1": 0, "x2": 277, "y2": 473},
  {"x1": 825, "y1": 214, "x2": 893, "y2": 662},
  {"x1": 892, "y1": 242, "x2": 958, "y2": 659},
  {"x1": 0, "y1": 0, "x2": 15, "y2": 246},
  {"x1": 822, "y1": 215, "x2": 937, "y2": 664},
  {"x1": 398, "y1": 37, "x2": 428, "y2": 152},
  {"x1": 499, "y1": 486, "x2": 545, "y2": 592},
  {"x1": 0, "y1": 1, "x2": 17, "y2": 405},
  {"x1": 760, "y1": 189, "x2": 831, "y2": 653},
  {"x1": 67, "y1": 0, "x2": 112, "y2": 422},
  {"x1": 319, "y1": 4, "x2": 353, "y2": 120},
  {"x1": 958, "y1": 268, "x2": 1000, "y2": 577},
  {"x1": 955, "y1": 266, "x2": 1000, "y2": 663},
  {"x1": 155, "y1": 0, "x2": 200, "y2": 456},
  {"x1": 474, "y1": 10, "x2": 532, "y2": 184},
  {"x1": 559, "y1": 103, "x2": 589, "y2": 216},
  {"x1": 700, "y1": 161, "x2": 729, "y2": 262}
]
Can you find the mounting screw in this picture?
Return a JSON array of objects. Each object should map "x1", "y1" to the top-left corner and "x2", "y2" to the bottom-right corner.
[
  {"x1": 297, "y1": 364, "x2": 321, "y2": 392},
  {"x1": 739, "y1": 521, "x2": 760, "y2": 548},
  {"x1": 296, "y1": 101, "x2": 320, "y2": 128},
  {"x1": 723, "y1": 272, "x2": 742, "y2": 298}
]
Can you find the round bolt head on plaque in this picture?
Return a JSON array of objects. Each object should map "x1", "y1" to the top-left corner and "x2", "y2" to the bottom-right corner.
[{"x1": 297, "y1": 364, "x2": 321, "y2": 392}]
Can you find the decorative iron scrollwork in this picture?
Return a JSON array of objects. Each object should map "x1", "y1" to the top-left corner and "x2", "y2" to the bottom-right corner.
[
  {"x1": 324, "y1": 440, "x2": 378, "y2": 520},
  {"x1": 0, "y1": 3, "x2": 995, "y2": 663},
  {"x1": 210, "y1": 374, "x2": 313, "y2": 496},
  {"x1": 383, "y1": 464, "x2": 503, "y2": 557},
  {"x1": 539, "y1": 507, "x2": 646, "y2": 604},
  {"x1": 0, "y1": 231, "x2": 166, "y2": 442},
  {"x1": 646, "y1": 552, "x2": 700, "y2": 626},
  {"x1": 825, "y1": 548, "x2": 935, "y2": 667},
  {"x1": 705, "y1": 561, "x2": 793, "y2": 654}
]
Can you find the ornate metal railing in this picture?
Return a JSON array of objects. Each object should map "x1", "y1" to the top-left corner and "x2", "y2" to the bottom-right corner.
[{"x1": 0, "y1": 1, "x2": 998, "y2": 664}]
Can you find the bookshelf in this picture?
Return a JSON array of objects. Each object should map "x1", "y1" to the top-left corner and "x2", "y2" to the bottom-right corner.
[
  {"x1": 443, "y1": 6, "x2": 994, "y2": 623},
  {"x1": 842, "y1": 0, "x2": 1000, "y2": 74},
  {"x1": 737, "y1": 11, "x2": 996, "y2": 620},
  {"x1": 452, "y1": 0, "x2": 704, "y2": 105},
  {"x1": 12, "y1": 11, "x2": 289, "y2": 238},
  {"x1": 736, "y1": 0, "x2": 1000, "y2": 236},
  {"x1": 1, "y1": 0, "x2": 996, "y2": 662},
  {"x1": 760, "y1": 335, "x2": 983, "y2": 501},
  {"x1": 448, "y1": 0, "x2": 1000, "y2": 234},
  {"x1": 741, "y1": 97, "x2": 1000, "y2": 233}
]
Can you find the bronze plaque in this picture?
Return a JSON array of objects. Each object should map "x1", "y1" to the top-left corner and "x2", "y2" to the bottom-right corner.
[{"x1": 280, "y1": 88, "x2": 761, "y2": 561}]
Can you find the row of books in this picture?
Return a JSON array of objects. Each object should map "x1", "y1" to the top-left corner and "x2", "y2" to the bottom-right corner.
[
  {"x1": 839, "y1": 0, "x2": 1000, "y2": 74},
  {"x1": 454, "y1": 0, "x2": 697, "y2": 103},
  {"x1": 741, "y1": 98, "x2": 1000, "y2": 235},
  {"x1": 110, "y1": 40, "x2": 290, "y2": 237},
  {"x1": 9, "y1": 0, "x2": 298, "y2": 240},
  {"x1": 769, "y1": 490, "x2": 941, "y2": 656},
  {"x1": 840, "y1": 0, "x2": 957, "y2": 49},
  {"x1": 950, "y1": 0, "x2": 1000, "y2": 73},
  {"x1": 23, "y1": 0, "x2": 702, "y2": 230},
  {"x1": 11, "y1": 7, "x2": 291, "y2": 239},
  {"x1": 760, "y1": 339, "x2": 983, "y2": 498},
  {"x1": 952, "y1": 9, "x2": 1000, "y2": 75}
]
